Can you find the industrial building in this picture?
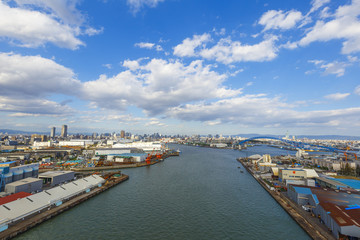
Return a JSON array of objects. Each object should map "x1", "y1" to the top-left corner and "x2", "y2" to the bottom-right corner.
[
  {"x1": 0, "y1": 163, "x2": 39, "y2": 191},
  {"x1": 276, "y1": 168, "x2": 318, "y2": 186},
  {"x1": 38, "y1": 171, "x2": 75, "y2": 187},
  {"x1": 287, "y1": 185, "x2": 360, "y2": 239},
  {"x1": 112, "y1": 142, "x2": 163, "y2": 152},
  {"x1": 95, "y1": 148, "x2": 140, "y2": 156},
  {"x1": 5, "y1": 178, "x2": 42, "y2": 194},
  {"x1": 111, "y1": 153, "x2": 147, "y2": 163},
  {"x1": 0, "y1": 175, "x2": 105, "y2": 232}
]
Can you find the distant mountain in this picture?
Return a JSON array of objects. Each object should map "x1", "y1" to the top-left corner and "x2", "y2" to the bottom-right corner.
[
  {"x1": 231, "y1": 134, "x2": 360, "y2": 140},
  {"x1": 0, "y1": 129, "x2": 49, "y2": 135},
  {"x1": 0, "y1": 129, "x2": 95, "y2": 136}
]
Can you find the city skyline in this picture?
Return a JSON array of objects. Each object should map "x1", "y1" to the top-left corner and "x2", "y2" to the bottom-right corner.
[{"x1": 1, "y1": 0, "x2": 360, "y2": 136}]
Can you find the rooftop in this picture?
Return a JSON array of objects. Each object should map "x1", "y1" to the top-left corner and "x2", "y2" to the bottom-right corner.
[
  {"x1": 6, "y1": 178, "x2": 42, "y2": 187},
  {"x1": 38, "y1": 171, "x2": 74, "y2": 177}
]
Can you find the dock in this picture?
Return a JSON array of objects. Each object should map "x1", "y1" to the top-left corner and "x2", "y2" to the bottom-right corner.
[
  {"x1": 0, "y1": 174, "x2": 129, "y2": 240},
  {"x1": 237, "y1": 159, "x2": 335, "y2": 240}
]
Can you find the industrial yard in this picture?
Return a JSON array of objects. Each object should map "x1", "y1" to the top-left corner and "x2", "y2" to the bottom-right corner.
[{"x1": 238, "y1": 150, "x2": 360, "y2": 239}]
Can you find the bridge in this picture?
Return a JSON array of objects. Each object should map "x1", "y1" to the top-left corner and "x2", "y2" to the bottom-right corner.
[{"x1": 236, "y1": 136, "x2": 343, "y2": 152}]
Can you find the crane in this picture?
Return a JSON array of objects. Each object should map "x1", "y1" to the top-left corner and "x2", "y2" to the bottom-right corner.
[{"x1": 145, "y1": 149, "x2": 155, "y2": 164}]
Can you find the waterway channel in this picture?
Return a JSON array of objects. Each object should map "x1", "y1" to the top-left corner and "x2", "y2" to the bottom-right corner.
[{"x1": 17, "y1": 144, "x2": 310, "y2": 240}]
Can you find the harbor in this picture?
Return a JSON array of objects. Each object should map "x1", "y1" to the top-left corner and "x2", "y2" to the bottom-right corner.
[{"x1": 14, "y1": 144, "x2": 310, "y2": 240}]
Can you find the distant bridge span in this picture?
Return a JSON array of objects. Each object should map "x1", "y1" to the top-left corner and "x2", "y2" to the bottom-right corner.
[{"x1": 237, "y1": 136, "x2": 342, "y2": 152}]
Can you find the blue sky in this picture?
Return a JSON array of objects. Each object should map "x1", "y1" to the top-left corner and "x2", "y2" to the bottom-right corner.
[{"x1": 0, "y1": 0, "x2": 360, "y2": 136}]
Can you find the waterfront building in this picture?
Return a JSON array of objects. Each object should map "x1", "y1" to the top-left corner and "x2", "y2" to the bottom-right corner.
[
  {"x1": 0, "y1": 175, "x2": 105, "y2": 229},
  {"x1": 287, "y1": 185, "x2": 360, "y2": 239},
  {"x1": 110, "y1": 153, "x2": 147, "y2": 163},
  {"x1": 5, "y1": 177, "x2": 43, "y2": 194},
  {"x1": 95, "y1": 148, "x2": 138, "y2": 156},
  {"x1": 278, "y1": 169, "x2": 318, "y2": 186},
  {"x1": 112, "y1": 142, "x2": 163, "y2": 152},
  {"x1": 61, "y1": 125, "x2": 68, "y2": 138},
  {"x1": 38, "y1": 171, "x2": 75, "y2": 187}
]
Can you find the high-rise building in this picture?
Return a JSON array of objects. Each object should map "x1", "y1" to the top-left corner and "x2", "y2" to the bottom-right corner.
[
  {"x1": 50, "y1": 127, "x2": 56, "y2": 139},
  {"x1": 61, "y1": 125, "x2": 68, "y2": 138},
  {"x1": 120, "y1": 130, "x2": 125, "y2": 139}
]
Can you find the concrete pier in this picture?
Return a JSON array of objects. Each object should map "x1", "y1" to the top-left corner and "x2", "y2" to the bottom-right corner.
[{"x1": 0, "y1": 174, "x2": 129, "y2": 240}]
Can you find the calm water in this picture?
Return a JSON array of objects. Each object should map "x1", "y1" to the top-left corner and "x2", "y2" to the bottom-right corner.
[{"x1": 17, "y1": 145, "x2": 310, "y2": 240}]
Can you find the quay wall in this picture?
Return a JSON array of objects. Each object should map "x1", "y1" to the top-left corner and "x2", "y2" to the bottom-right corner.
[
  {"x1": 238, "y1": 159, "x2": 335, "y2": 240},
  {"x1": 0, "y1": 175, "x2": 129, "y2": 240}
]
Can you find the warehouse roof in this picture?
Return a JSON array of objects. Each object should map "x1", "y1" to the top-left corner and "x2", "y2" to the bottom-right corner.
[
  {"x1": 0, "y1": 175, "x2": 105, "y2": 224},
  {"x1": 38, "y1": 171, "x2": 74, "y2": 178},
  {"x1": 0, "y1": 192, "x2": 31, "y2": 205},
  {"x1": 290, "y1": 185, "x2": 360, "y2": 227},
  {"x1": 6, "y1": 178, "x2": 42, "y2": 187}
]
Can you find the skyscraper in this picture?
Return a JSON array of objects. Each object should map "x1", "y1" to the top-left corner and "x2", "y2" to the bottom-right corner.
[
  {"x1": 50, "y1": 127, "x2": 56, "y2": 139},
  {"x1": 120, "y1": 130, "x2": 125, "y2": 138},
  {"x1": 61, "y1": 125, "x2": 68, "y2": 138}
]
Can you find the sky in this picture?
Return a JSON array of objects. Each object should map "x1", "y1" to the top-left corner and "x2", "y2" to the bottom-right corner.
[{"x1": 0, "y1": 0, "x2": 360, "y2": 136}]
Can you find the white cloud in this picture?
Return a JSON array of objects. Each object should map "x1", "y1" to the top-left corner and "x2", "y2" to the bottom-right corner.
[
  {"x1": 355, "y1": 85, "x2": 360, "y2": 95},
  {"x1": 308, "y1": 59, "x2": 350, "y2": 77},
  {"x1": 299, "y1": 0, "x2": 360, "y2": 54},
  {"x1": 0, "y1": 52, "x2": 79, "y2": 116},
  {"x1": 173, "y1": 33, "x2": 211, "y2": 57},
  {"x1": 324, "y1": 93, "x2": 350, "y2": 100},
  {"x1": 103, "y1": 63, "x2": 112, "y2": 69},
  {"x1": 123, "y1": 59, "x2": 140, "y2": 71},
  {"x1": 8, "y1": 113, "x2": 41, "y2": 117},
  {"x1": 199, "y1": 36, "x2": 278, "y2": 64},
  {"x1": 135, "y1": 42, "x2": 163, "y2": 51},
  {"x1": 309, "y1": 0, "x2": 331, "y2": 14},
  {"x1": 14, "y1": 0, "x2": 85, "y2": 26},
  {"x1": 320, "y1": 61, "x2": 348, "y2": 77},
  {"x1": 319, "y1": 7, "x2": 332, "y2": 19},
  {"x1": 135, "y1": 42, "x2": 155, "y2": 49},
  {"x1": 0, "y1": 1, "x2": 86, "y2": 49},
  {"x1": 173, "y1": 33, "x2": 278, "y2": 64},
  {"x1": 166, "y1": 95, "x2": 360, "y2": 130},
  {"x1": 259, "y1": 10, "x2": 303, "y2": 31},
  {"x1": 0, "y1": 96, "x2": 74, "y2": 115},
  {"x1": 84, "y1": 27, "x2": 104, "y2": 36},
  {"x1": 82, "y1": 58, "x2": 241, "y2": 115},
  {"x1": 0, "y1": 52, "x2": 81, "y2": 97},
  {"x1": 127, "y1": 0, "x2": 165, "y2": 14}
]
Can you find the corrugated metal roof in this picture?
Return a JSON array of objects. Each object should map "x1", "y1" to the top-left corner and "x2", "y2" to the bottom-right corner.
[
  {"x1": 0, "y1": 175, "x2": 105, "y2": 224},
  {"x1": 6, "y1": 178, "x2": 42, "y2": 187}
]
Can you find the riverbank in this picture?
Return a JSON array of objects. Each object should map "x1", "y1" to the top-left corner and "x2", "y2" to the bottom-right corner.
[
  {"x1": 0, "y1": 174, "x2": 129, "y2": 240},
  {"x1": 237, "y1": 158, "x2": 335, "y2": 240}
]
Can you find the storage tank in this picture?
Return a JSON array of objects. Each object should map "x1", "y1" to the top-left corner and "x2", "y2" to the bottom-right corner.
[
  {"x1": 24, "y1": 168, "x2": 33, "y2": 178},
  {"x1": 32, "y1": 165, "x2": 39, "y2": 177},
  {"x1": 4, "y1": 172, "x2": 14, "y2": 184},
  {"x1": 12, "y1": 169, "x2": 24, "y2": 181}
]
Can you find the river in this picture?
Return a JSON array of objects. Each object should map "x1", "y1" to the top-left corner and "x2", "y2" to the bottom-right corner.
[{"x1": 17, "y1": 144, "x2": 310, "y2": 240}]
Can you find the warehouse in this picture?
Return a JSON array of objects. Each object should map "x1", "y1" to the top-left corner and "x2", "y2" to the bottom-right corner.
[
  {"x1": 5, "y1": 178, "x2": 42, "y2": 194},
  {"x1": 279, "y1": 169, "x2": 306, "y2": 182},
  {"x1": 0, "y1": 175, "x2": 105, "y2": 229},
  {"x1": 287, "y1": 184, "x2": 360, "y2": 239},
  {"x1": 38, "y1": 171, "x2": 75, "y2": 187},
  {"x1": 112, "y1": 153, "x2": 147, "y2": 163}
]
